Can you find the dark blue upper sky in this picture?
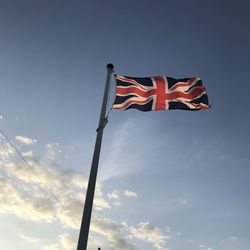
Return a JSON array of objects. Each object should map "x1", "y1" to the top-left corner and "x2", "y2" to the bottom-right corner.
[{"x1": 0, "y1": 1, "x2": 249, "y2": 250}]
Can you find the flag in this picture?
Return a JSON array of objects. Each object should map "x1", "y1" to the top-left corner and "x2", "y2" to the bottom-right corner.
[{"x1": 113, "y1": 75, "x2": 210, "y2": 111}]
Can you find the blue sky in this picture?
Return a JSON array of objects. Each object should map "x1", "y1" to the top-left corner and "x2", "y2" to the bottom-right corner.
[{"x1": 0, "y1": 1, "x2": 250, "y2": 249}]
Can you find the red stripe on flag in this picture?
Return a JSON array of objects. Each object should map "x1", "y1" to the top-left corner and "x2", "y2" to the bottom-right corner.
[{"x1": 153, "y1": 76, "x2": 167, "y2": 110}]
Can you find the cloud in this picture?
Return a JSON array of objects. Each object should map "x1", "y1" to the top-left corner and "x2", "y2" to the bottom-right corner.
[
  {"x1": 198, "y1": 245, "x2": 213, "y2": 250},
  {"x1": 44, "y1": 217, "x2": 137, "y2": 250},
  {"x1": 108, "y1": 190, "x2": 119, "y2": 200},
  {"x1": 231, "y1": 236, "x2": 239, "y2": 243},
  {"x1": 0, "y1": 115, "x2": 3, "y2": 120},
  {"x1": 106, "y1": 190, "x2": 120, "y2": 207},
  {"x1": 16, "y1": 116, "x2": 27, "y2": 121},
  {"x1": 43, "y1": 234, "x2": 105, "y2": 250},
  {"x1": 20, "y1": 234, "x2": 40, "y2": 244},
  {"x1": 130, "y1": 222, "x2": 171, "y2": 250},
  {"x1": 100, "y1": 118, "x2": 152, "y2": 181},
  {"x1": 43, "y1": 244, "x2": 60, "y2": 250},
  {"x1": 177, "y1": 198, "x2": 188, "y2": 206},
  {"x1": 43, "y1": 234, "x2": 77, "y2": 250},
  {"x1": 107, "y1": 189, "x2": 137, "y2": 207},
  {"x1": 46, "y1": 143, "x2": 62, "y2": 161},
  {"x1": 94, "y1": 197, "x2": 111, "y2": 211},
  {"x1": 219, "y1": 236, "x2": 240, "y2": 247},
  {"x1": 0, "y1": 142, "x2": 14, "y2": 160},
  {"x1": 59, "y1": 234, "x2": 76, "y2": 250},
  {"x1": 91, "y1": 216, "x2": 136, "y2": 250},
  {"x1": 21, "y1": 150, "x2": 40, "y2": 163},
  {"x1": 21, "y1": 150, "x2": 34, "y2": 158},
  {"x1": 124, "y1": 190, "x2": 138, "y2": 198},
  {"x1": 1, "y1": 134, "x2": 174, "y2": 250},
  {"x1": 71, "y1": 174, "x2": 88, "y2": 189},
  {"x1": 15, "y1": 135, "x2": 38, "y2": 145},
  {"x1": 0, "y1": 177, "x2": 55, "y2": 222},
  {"x1": 0, "y1": 158, "x2": 111, "y2": 229},
  {"x1": 0, "y1": 144, "x2": 121, "y2": 241}
]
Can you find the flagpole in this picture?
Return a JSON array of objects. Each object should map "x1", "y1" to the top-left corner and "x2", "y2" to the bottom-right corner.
[{"x1": 77, "y1": 63, "x2": 114, "y2": 250}]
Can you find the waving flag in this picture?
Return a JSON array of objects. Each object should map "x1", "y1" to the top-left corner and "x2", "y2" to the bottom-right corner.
[{"x1": 113, "y1": 75, "x2": 210, "y2": 111}]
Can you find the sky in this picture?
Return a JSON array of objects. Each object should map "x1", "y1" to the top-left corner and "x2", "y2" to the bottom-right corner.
[{"x1": 0, "y1": 0, "x2": 250, "y2": 250}]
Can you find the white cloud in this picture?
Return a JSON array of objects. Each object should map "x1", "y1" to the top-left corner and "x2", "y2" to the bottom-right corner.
[
  {"x1": 15, "y1": 135, "x2": 38, "y2": 145},
  {"x1": 100, "y1": 118, "x2": 149, "y2": 181},
  {"x1": 94, "y1": 197, "x2": 111, "y2": 211},
  {"x1": 231, "y1": 236, "x2": 239, "y2": 243},
  {"x1": 20, "y1": 234, "x2": 40, "y2": 244},
  {"x1": 0, "y1": 115, "x2": 3, "y2": 120},
  {"x1": 0, "y1": 177, "x2": 55, "y2": 222},
  {"x1": 187, "y1": 239, "x2": 195, "y2": 244},
  {"x1": 198, "y1": 245, "x2": 213, "y2": 250},
  {"x1": 91, "y1": 216, "x2": 136, "y2": 250},
  {"x1": 219, "y1": 236, "x2": 240, "y2": 246},
  {"x1": 0, "y1": 159, "x2": 111, "y2": 229},
  {"x1": 71, "y1": 174, "x2": 88, "y2": 189},
  {"x1": 1, "y1": 134, "x2": 175, "y2": 250},
  {"x1": 16, "y1": 116, "x2": 27, "y2": 121},
  {"x1": 44, "y1": 234, "x2": 105, "y2": 250},
  {"x1": 108, "y1": 190, "x2": 119, "y2": 200},
  {"x1": 0, "y1": 146, "x2": 126, "y2": 249},
  {"x1": 21, "y1": 150, "x2": 40, "y2": 163},
  {"x1": 59, "y1": 234, "x2": 76, "y2": 250},
  {"x1": 46, "y1": 143, "x2": 61, "y2": 161},
  {"x1": 107, "y1": 190, "x2": 121, "y2": 207},
  {"x1": 130, "y1": 222, "x2": 171, "y2": 250},
  {"x1": 43, "y1": 243, "x2": 60, "y2": 250},
  {"x1": 0, "y1": 143, "x2": 14, "y2": 160},
  {"x1": 124, "y1": 190, "x2": 138, "y2": 198},
  {"x1": 21, "y1": 150, "x2": 34, "y2": 158}
]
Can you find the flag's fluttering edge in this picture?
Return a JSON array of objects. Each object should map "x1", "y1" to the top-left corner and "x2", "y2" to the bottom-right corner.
[{"x1": 113, "y1": 75, "x2": 210, "y2": 111}]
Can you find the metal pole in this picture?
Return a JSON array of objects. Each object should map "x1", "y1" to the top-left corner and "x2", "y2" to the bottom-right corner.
[{"x1": 77, "y1": 64, "x2": 114, "y2": 250}]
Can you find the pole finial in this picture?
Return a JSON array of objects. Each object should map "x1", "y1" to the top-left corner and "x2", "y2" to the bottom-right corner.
[{"x1": 106, "y1": 63, "x2": 114, "y2": 70}]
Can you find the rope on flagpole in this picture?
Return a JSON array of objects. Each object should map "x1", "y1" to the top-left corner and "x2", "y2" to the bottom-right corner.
[
  {"x1": 96, "y1": 69, "x2": 116, "y2": 132},
  {"x1": 106, "y1": 70, "x2": 117, "y2": 117}
]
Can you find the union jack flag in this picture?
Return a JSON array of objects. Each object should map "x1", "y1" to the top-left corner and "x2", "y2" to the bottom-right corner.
[{"x1": 113, "y1": 75, "x2": 210, "y2": 111}]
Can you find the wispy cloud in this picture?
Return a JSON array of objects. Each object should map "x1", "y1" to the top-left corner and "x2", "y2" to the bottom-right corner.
[
  {"x1": 129, "y1": 222, "x2": 171, "y2": 250},
  {"x1": 91, "y1": 216, "x2": 136, "y2": 250},
  {"x1": 46, "y1": 142, "x2": 62, "y2": 161},
  {"x1": 0, "y1": 133, "x2": 173, "y2": 250},
  {"x1": 19, "y1": 233, "x2": 40, "y2": 244},
  {"x1": 100, "y1": 117, "x2": 155, "y2": 181}
]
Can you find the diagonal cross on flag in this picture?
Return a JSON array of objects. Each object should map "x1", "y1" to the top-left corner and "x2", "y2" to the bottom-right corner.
[{"x1": 114, "y1": 75, "x2": 209, "y2": 111}]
